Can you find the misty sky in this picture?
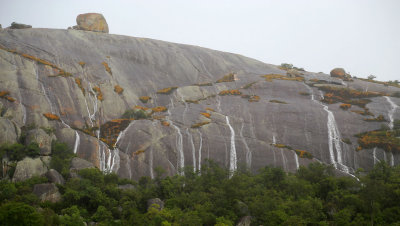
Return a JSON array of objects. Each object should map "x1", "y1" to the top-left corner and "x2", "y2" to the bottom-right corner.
[{"x1": 1, "y1": 0, "x2": 399, "y2": 81}]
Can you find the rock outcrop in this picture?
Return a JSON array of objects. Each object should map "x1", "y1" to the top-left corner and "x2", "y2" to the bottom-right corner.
[
  {"x1": 25, "y1": 129, "x2": 55, "y2": 155},
  {"x1": 74, "y1": 13, "x2": 109, "y2": 33},
  {"x1": 0, "y1": 118, "x2": 18, "y2": 144},
  {"x1": 147, "y1": 198, "x2": 164, "y2": 211},
  {"x1": 236, "y1": 216, "x2": 252, "y2": 226},
  {"x1": 45, "y1": 169, "x2": 65, "y2": 185},
  {"x1": 10, "y1": 22, "x2": 32, "y2": 29},
  {"x1": 32, "y1": 183, "x2": 61, "y2": 202},
  {"x1": 70, "y1": 157, "x2": 95, "y2": 178},
  {"x1": 0, "y1": 28, "x2": 399, "y2": 182},
  {"x1": 12, "y1": 157, "x2": 48, "y2": 182},
  {"x1": 330, "y1": 68, "x2": 351, "y2": 79}
]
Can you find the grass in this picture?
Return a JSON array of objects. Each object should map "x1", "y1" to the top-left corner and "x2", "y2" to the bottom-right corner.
[
  {"x1": 270, "y1": 100, "x2": 287, "y2": 104},
  {"x1": 191, "y1": 121, "x2": 210, "y2": 128},
  {"x1": 262, "y1": 74, "x2": 304, "y2": 82},
  {"x1": 216, "y1": 73, "x2": 235, "y2": 83},
  {"x1": 193, "y1": 82, "x2": 213, "y2": 86},
  {"x1": 139, "y1": 96, "x2": 151, "y2": 103},
  {"x1": 219, "y1": 90, "x2": 241, "y2": 96},
  {"x1": 364, "y1": 115, "x2": 386, "y2": 122},
  {"x1": 242, "y1": 82, "x2": 257, "y2": 89},
  {"x1": 356, "y1": 129, "x2": 400, "y2": 153}
]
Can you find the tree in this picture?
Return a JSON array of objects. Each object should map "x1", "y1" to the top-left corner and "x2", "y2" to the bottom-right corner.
[
  {"x1": 0, "y1": 202, "x2": 44, "y2": 226},
  {"x1": 368, "y1": 75, "x2": 376, "y2": 80}
]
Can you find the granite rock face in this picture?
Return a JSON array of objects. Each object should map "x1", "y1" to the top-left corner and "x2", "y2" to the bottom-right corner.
[
  {"x1": 45, "y1": 169, "x2": 65, "y2": 185},
  {"x1": 75, "y1": 13, "x2": 109, "y2": 33},
  {"x1": 33, "y1": 183, "x2": 61, "y2": 202},
  {"x1": 0, "y1": 28, "x2": 399, "y2": 181}
]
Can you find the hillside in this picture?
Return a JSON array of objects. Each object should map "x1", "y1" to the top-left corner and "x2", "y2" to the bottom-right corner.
[{"x1": 0, "y1": 27, "x2": 399, "y2": 182}]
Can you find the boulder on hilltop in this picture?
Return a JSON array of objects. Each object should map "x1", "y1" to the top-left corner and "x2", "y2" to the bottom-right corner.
[
  {"x1": 73, "y1": 13, "x2": 109, "y2": 33},
  {"x1": 330, "y1": 68, "x2": 351, "y2": 79},
  {"x1": 10, "y1": 22, "x2": 32, "y2": 29}
]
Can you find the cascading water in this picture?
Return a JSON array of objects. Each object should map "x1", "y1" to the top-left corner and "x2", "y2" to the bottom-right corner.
[
  {"x1": 384, "y1": 96, "x2": 398, "y2": 130},
  {"x1": 73, "y1": 131, "x2": 80, "y2": 154},
  {"x1": 149, "y1": 147, "x2": 154, "y2": 179},
  {"x1": 167, "y1": 107, "x2": 184, "y2": 175},
  {"x1": 389, "y1": 152, "x2": 394, "y2": 167},
  {"x1": 226, "y1": 116, "x2": 237, "y2": 177},
  {"x1": 186, "y1": 129, "x2": 196, "y2": 172},
  {"x1": 303, "y1": 83, "x2": 354, "y2": 176},
  {"x1": 280, "y1": 150, "x2": 288, "y2": 172},
  {"x1": 240, "y1": 120, "x2": 251, "y2": 169},
  {"x1": 293, "y1": 150, "x2": 299, "y2": 170},
  {"x1": 197, "y1": 130, "x2": 203, "y2": 172},
  {"x1": 373, "y1": 147, "x2": 378, "y2": 165}
]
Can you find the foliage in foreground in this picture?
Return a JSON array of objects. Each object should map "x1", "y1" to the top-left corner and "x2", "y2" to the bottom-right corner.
[{"x1": 1, "y1": 161, "x2": 400, "y2": 225}]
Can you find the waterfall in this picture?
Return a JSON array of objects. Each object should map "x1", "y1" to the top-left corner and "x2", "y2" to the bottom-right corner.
[
  {"x1": 373, "y1": 147, "x2": 378, "y2": 165},
  {"x1": 186, "y1": 129, "x2": 196, "y2": 172},
  {"x1": 73, "y1": 131, "x2": 80, "y2": 154},
  {"x1": 280, "y1": 150, "x2": 288, "y2": 171},
  {"x1": 111, "y1": 148, "x2": 121, "y2": 173},
  {"x1": 384, "y1": 151, "x2": 387, "y2": 163},
  {"x1": 240, "y1": 120, "x2": 251, "y2": 169},
  {"x1": 303, "y1": 83, "x2": 354, "y2": 176},
  {"x1": 149, "y1": 147, "x2": 154, "y2": 179},
  {"x1": 226, "y1": 116, "x2": 237, "y2": 176},
  {"x1": 389, "y1": 152, "x2": 394, "y2": 166},
  {"x1": 384, "y1": 96, "x2": 398, "y2": 130},
  {"x1": 197, "y1": 130, "x2": 203, "y2": 172},
  {"x1": 36, "y1": 65, "x2": 55, "y2": 114},
  {"x1": 293, "y1": 150, "x2": 299, "y2": 170},
  {"x1": 272, "y1": 135, "x2": 276, "y2": 145},
  {"x1": 171, "y1": 123, "x2": 184, "y2": 175},
  {"x1": 216, "y1": 96, "x2": 222, "y2": 112}
]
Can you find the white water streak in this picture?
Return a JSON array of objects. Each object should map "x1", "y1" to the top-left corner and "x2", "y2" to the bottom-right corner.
[
  {"x1": 293, "y1": 150, "x2": 299, "y2": 170},
  {"x1": 171, "y1": 123, "x2": 184, "y2": 175},
  {"x1": 197, "y1": 130, "x2": 203, "y2": 172},
  {"x1": 73, "y1": 131, "x2": 80, "y2": 154},
  {"x1": 280, "y1": 150, "x2": 288, "y2": 171},
  {"x1": 240, "y1": 121, "x2": 251, "y2": 169},
  {"x1": 186, "y1": 129, "x2": 197, "y2": 172},
  {"x1": 384, "y1": 96, "x2": 398, "y2": 130},
  {"x1": 373, "y1": 147, "x2": 378, "y2": 165},
  {"x1": 226, "y1": 116, "x2": 237, "y2": 177},
  {"x1": 389, "y1": 152, "x2": 394, "y2": 167},
  {"x1": 149, "y1": 147, "x2": 154, "y2": 179}
]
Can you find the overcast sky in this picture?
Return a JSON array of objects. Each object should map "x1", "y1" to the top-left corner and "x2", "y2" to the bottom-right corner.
[{"x1": 1, "y1": 0, "x2": 399, "y2": 81}]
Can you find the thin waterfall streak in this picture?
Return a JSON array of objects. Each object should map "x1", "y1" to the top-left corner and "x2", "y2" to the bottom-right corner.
[
  {"x1": 197, "y1": 130, "x2": 202, "y2": 172},
  {"x1": 186, "y1": 129, "x2": 196, "y2": 172},
  {"x1": 385, "y1": 96, "x2": 398, "y2": 130},
  {"x1": 226, "y1": 116, "x2": 237, "y2": 177},
  {"x1": 73, "y1": 131, "x2": 80, "y2": 154},
  {"x1": 293, "y1": 150, "x2": 299, "y2": 170},
  {"x1": 149, "y1": 147, "x2": 154, "y2": 179},
  {"x1": 373, "y1": 148, "x2": 378, "y2": 165},
  {"x1": 240, "y1": 121, "x2": 251, "y2": 168}
]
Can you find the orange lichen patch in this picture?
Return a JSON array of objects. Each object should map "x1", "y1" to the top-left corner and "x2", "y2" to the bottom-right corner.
[
  {"x1": 219, "y1": 89, "x2": 241, "y2": 96},
  {"x1": 216, "y1": 73, "x2": 235, "y2": 83},
  {"x1": 92, "y1": 86, "x2": 104, "y2": 101},
  {"x1": 273, "y1": 144, "x2": 289, "y2": 148},
  {"x1": 102, "y1": 62, "x2": 112, "y2": 75},
  {"x1": 114, "y1": 85, "x2": 124, "y2": 94},
  {"x1": 364, "y1": 115, "x2": 386, "y2": 122},
  {"x1": 5, "y1": 96, "x2": 16, "y2": 102},
  {"x1": 205, "y1": 107, "x2": 215, "y2": 112},
  {"x1": 356, "y1": 129, "x2": 400, "y2": 152},
  {"x1": 161, "y1": 121, "x2": 170, "y2": 126},
  {"x1": 152, "y1": 106, "x2": 168, "y2": 113},
  {"x1": 294, "y1": 149, "x2": 313, "y2": 159},
  {"x1": 152, "y1": 115, "x2": 166, "y2": 120},
  {"x1": 263, "y1": 74, "x2": 304, "y2": 82},
  {"x1": 318, "y1": 86, "x2": 383, "y2": 108},
  {"x1": 191, "y1": 121, "x2": 210, "y2": 128},
  {"x1": 78, "y1": 61, "x2": 86, "y2": 67},
  {"x1": 100, "y1": 119, "x2": 132, "y2": 147},
  {"x1": 43, "y1": 113, "x2": 60, "y2": 121},
  {"x1": 248, "y1": 95, "x2": 260, "y2": 102},
  {"x1": 351, "y1": 108, "x2": 374, "y2": 116},
  {"x1": 75, "y1": 78, "x2": 85, "y2": 95},
  {"x1": 134, "y1": 105, "x2": 149, "y2": 111},
  {"x1": 339, "y1": 104, "x2": 352, "y2": 110},
  {"x1": 0, "y1": 91, "x2": 10, "y2": 97},
  {"x1": 200, "y1": 112, "x2": 211, "y2": 118},
  {"x1": 156, "y1": 87, "x2": 178, "y2": 95},
  {"x1": 310, "y1": 78, "x2": 319, "y2": 82},
  {"x1": 139, "y1": 96, "x2": 151, "y2": 103},
  {"x1": 134, "y1": 150, "x2": 146, "y2": 156}
]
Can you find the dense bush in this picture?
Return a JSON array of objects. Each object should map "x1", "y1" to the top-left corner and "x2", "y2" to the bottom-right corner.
[
  {"x1": 0, "y1": 142, "x2": 40, "y2": 161},
  {"x1": 50, "y1": 141, "x2": 75, "y2": 178},
  {"x1": 0, "y1": 160, "x2": 400, "y2": 225}
]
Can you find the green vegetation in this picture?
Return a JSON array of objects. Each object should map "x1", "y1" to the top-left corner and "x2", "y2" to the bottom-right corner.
[
  {"x1": 216, "y1": 73, "x2": 235, "y2": 83},
  {"x1": 50, "y1": 141, "x2": 76, "y2": 178},
  {"x1": 0, "y1": 142, "x2": 40, "y2": 162},
  {"x1": 270, "y1": 100, "x2": 287, "y2": 104},
  {"x1": 122, "y1": 109, "x2": 148, "y2": 120},
  {"x1": 1, "y1": 161, "x2": 400, "y2": 225}
]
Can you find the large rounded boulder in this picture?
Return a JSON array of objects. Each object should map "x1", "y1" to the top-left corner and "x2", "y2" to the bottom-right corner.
[
  {"x1": 330, "y1": 68, "x2": 350, "y2": 79},
  {"x1": 76, "y1": 13, "x2": 109, "y2": 33}
]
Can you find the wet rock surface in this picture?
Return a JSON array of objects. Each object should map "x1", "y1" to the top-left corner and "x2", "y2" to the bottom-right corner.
[
  {"x1": 0, "y1": 28, "x2": 399, "y2": 181},
  {"x1": 32, "y1": 183, "x2": 61, "y2": 202},
  {"x1": 12, "y1": 157, "x2": 48, "y2": 182}
]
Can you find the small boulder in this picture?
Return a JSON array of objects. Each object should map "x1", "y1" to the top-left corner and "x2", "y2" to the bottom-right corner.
[
  {"x1": 25, "y1": 129, "x2": 55, "y2": 155},
  {"x1": 10, "y1": 22, "x2": 32, "y2": 29},
  {"x1": 33, "y1": 183, "x2": 61, "y2": 203},
  {"x1": 147, "y1": 198, "x2": 164, "y2": 211},
  {"x1": 286, "y1": 69, "x2": 302, "y2": 78},
  {"x1": 235, "y1": 201, "x2": 249, "y2": 216},
  {"x1": 330, "y1": 68, "x2": 351, "y2": 79},
  {"x1": 45, "y1": 169, "x2": 65, "y2": 185},
  {"x1": 75, "y1": 13, "x2": 109, "y2": 33},
  {"x1": 236, "y1": 216, "x2": 252, "y2": 226},
  {"x1": 12, "y1": 157, "x2": 48, "y2": 182}
]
